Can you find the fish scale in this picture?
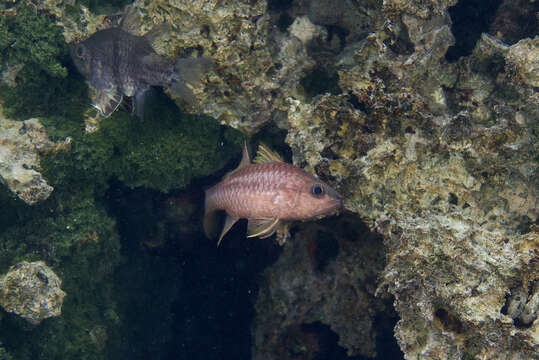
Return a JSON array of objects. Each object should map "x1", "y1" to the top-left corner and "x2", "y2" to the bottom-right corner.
[{"x1": 204, "y1": 144, "x2": 343, "y2": 244}]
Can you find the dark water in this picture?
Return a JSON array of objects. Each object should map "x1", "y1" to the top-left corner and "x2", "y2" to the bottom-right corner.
[{"x1": 104, "y1": 180, "x2": 282, "y2": 359}]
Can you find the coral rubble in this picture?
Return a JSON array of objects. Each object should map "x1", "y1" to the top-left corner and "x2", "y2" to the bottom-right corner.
[
  {"x1": 0, "y1": 261, "x2": 66, "y2": 324},
  {"x1": 0, "y1": 116, "x2": 68, "y2": 204}
]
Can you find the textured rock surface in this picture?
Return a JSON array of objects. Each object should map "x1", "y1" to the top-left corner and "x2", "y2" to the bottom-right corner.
[
  {"x1": 34, "y1": 0, "x2": 320, "y2": 134},
  {"x1": 0, "y1": 116, "x2": 68, "y2": 204},
  {"x1": 506, "y1": 37, "x2": 539, "y2": 88},
  {"x1": 252, "y1": 217, "x2": 393, "y2": 359},
  {"x1": 283, "y1": 1, "x2": 539, "y2": 359},
  {"x1": 0, "y1": 261, "x2": 66, "y2": 325},
  {"x1": 2, "y1": 0, "x2": 538, "y2": 359}
]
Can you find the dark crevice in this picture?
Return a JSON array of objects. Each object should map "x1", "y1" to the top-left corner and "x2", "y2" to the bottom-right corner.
[
  {"x1": 104, "y1": 180, "x2": 282, "y2": 359},
  {"x1": 267, "y1": 0, "x2": 294, "y2": 11},
  {"x1": 326, "y1": 24, "x2": 349, "y2": 50},
  {"x1": 434, "y1": 308, "x2": 465, "y2": 334},
  {"x1": 446, "y1": 0, "x2": 503, "y2": 62},
  {"x1": 300, "y1": 68, "x2": 342, "y2": 98},
  {"x1": 385, "y1": 24, "x2": 414, "y2": 55},
  {"x1": 311, "y1": 231, "x2": 339, "y2": 272},
  {"x1": 488, "y1": 0, "x2": 539, "y2": 45},
  {"x1": 448, "y1": 193, "x2": 458, "y2": 206}
]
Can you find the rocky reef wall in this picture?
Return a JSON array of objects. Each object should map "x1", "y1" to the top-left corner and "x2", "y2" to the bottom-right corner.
[{"x1": 0, "y1": 0, "x2": 537, "y2": 359}]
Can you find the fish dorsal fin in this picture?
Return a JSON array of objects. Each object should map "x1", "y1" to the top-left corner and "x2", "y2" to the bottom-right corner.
[
  {"x1": 223, "y1": 142, "x2": 251, "y2": 179},
  {"x1": 247, "y1": 218, "x2": 280, "y2": 239},
  {"x1": 239, "y1": 141, "x2": 251, "y2": 168},
  {"x1": 217, "y1": 214, "x2": 240, "y2": 246},
  {"x1": 254, "y1": 143, "x2": 284, "y2": 164}
]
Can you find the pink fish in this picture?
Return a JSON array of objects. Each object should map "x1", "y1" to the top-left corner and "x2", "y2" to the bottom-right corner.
[{"x1": 204, "y1": 143, "x2": 343, "y2": 245}]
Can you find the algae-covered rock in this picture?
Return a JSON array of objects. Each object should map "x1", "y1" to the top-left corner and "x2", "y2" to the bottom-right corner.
[
  {"x1": 252, "y1": 217, "x2": 394, "y2": 359},
  {"x1": 0, "y1": 116, "x2": 69, "y2": 204},
  {"x1": 283, "y1": 1, "x2": 539, "y2": 358},
  {"x1": 505, "y1": 36, "x2": 539, "y2": 88},
  {"x1": 0, "y1": 261, "x2": 66, "y2": 325},
  {"x1": 0, "y1": 0, "x2": 537, "y2": 359}
]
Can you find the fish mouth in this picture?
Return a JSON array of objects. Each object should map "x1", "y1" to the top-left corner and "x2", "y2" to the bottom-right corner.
[
  {"x1": 311, "y1": 196, "x2": 343, "y2": 220},
  {"x1": 327, "y1": 197, "x2": 344, "y2": 215}
]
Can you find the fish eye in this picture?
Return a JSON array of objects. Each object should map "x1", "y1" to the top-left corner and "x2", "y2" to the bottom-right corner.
[
  {"x1": 310, "y1": 183, "x2": 325, "y2": 197},
  {"x1": 75, "y1": 45, "x2": 85, "y2": 58}
]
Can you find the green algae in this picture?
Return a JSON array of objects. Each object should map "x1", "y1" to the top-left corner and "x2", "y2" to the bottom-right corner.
[
  {"x1": 0, "y1": 5, "x2": 242, "y2": 359},
  {"x1": 0, "y1": 189, "x2": 121, "y2": 360},
  {"x1": 40, "y1": 93, "x2": 242, "y2": 194},
  {"x1": 0, "y1": 4, "x2": 81, "y2": 119},
  {"x1": 2, "y1": 6, "x2": 67, "y2": 77}
]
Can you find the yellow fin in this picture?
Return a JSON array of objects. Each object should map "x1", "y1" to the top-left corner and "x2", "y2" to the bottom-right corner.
[
  {"x1": 253, "y1": 143, "x2": 284, "y2": 164},
  {"x1": 247, "y1": 218, "x2": 280, "y2": 239},
  {"x1": 224, "y1": 141, "x2": 251, "y2": 179}
]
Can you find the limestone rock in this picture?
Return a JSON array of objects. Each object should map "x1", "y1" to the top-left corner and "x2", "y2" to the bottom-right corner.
[
  {"x1": 0, "y1": 116, "x2": 59, "y2": 204},
  {"x1": 506, "y1": 37, "x2": 539, "y2": 88},
  {"x1": 0, "y1": 261, "x2": 66, "y2": 325},
  {"x1": 252, "y1": 217, "x2": 393, "y2": 359}
]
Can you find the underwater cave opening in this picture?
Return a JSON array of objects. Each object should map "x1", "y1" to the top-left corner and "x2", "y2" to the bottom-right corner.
[
  {"x1": 445, "y1": 0, "x2": 502, "y2": 62},
  {"x1": 103, "y1": 178, "x2": 281, "y2": 360}
]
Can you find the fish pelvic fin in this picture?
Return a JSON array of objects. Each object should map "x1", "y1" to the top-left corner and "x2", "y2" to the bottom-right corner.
[
  {"x1": 93, "y1": 88, "x2": 123, "y2": 118},
  {"x1": 247, "y1": 218, "x2": 280, "y2": 239},
  {"x1": 169, "y1": 57, "x2": 213, "y2": 106},
  {"x1": 253, "y1": 143, "x2": 284, "y2": 164},
  {"x1": 217, "y1": 214, "x2": 240, "y2": 246}
]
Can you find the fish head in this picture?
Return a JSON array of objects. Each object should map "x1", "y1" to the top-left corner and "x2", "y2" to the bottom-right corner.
[
  {"x1": 288, "y1": 170, "x2": 343, "y2": 220},
  {"x1": 70, "y1": 30, "x2": 118, "y2": 90},
  {"x1": 70, "y1": 41, "x2": 92, "y2": 79}
]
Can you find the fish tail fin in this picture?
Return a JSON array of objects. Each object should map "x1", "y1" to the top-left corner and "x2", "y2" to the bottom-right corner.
[
  {"x1": 203, "y1": 210, "x2": 220, "y2": 240},
  {"x1": 169, "y1": 57, "x2": 213, "y2": 106},
  {"x1": 203, "y1": 190, "x2": 219, "y2": 240}
]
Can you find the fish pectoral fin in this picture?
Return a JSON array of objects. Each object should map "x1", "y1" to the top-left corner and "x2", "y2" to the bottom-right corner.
[
  {"x1": 247, "y1": 218, "x2": 280, "y2": 239},
  {"x1": 217, "y1": 214, "x2": 240, "y2": 247},
  {"x1": 253, "y1": 143, "x2": 284, "y2": 164}
]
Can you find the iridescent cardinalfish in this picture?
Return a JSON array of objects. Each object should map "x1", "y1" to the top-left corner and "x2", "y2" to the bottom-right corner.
[
  {"x1": 71, "y1": 27, "x2": 212, "y2": 118},
  {"x1": 204, "y1": 143, "x2": 343, "y2": 245}
]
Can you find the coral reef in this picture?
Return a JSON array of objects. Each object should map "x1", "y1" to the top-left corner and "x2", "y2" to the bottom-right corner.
[
  {"x1": 252, "y1": 217, "x2": 397, "y2": 359},
  {"x1": 282, "y1": 1, "x2": 539, "y2": 359},
  {"x1": 0, "y1": 261, "x2": 66, "y2": 325},
  {"x1": 505, "y1": 37, "x2": 539, "y2": 88},
  {"x1": 0, "y1": 0, "x2": 537, "y2": 359}
]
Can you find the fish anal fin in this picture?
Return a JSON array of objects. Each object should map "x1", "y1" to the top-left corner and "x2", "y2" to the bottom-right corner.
[
  {"x1": 223, "y1": 141, "x2": 251, "y2": 179},
  {"x1": 254, "y1": 143, "x2": 284, "y2": 164},
  {"x1": 217, "y1": 214, "x2": 240, "y2": 246},
  {"x1": 247, "y1": 218, "x2": 280, "y2": 239}
]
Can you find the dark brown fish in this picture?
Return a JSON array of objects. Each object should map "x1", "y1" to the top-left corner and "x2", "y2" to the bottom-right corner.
[
  {"x1": 204, "y1": 144, "x2": 343, "y2": 245},
  {"x1": 71, "y1": 27, "x2": 212, "y2": 117}
]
